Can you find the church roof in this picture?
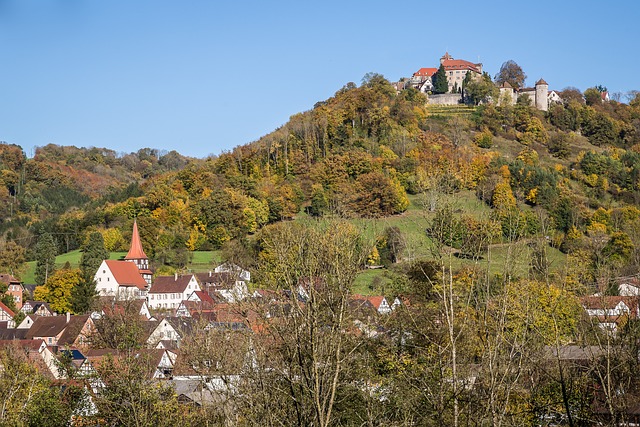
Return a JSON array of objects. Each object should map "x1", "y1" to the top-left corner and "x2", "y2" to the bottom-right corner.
[
  {"x1": 105, "y1": 260, "x2": 148, "y2": 289},
  {"x1": 125, "y1": 220, "x2": 148, "y2": 260}
]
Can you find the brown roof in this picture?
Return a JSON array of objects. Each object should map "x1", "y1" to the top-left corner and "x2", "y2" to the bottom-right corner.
[
  {"x1": 535, "y1": 78, "x2": 548, "y2": 86},
  {"x1": 57, "y1": 315, "x2": 91, "y2": 346},
  {"x1": 105, "y1": 260, "x2": 148, "y2": 289},
  {"x1": 195, "y1": 272, "x2": 235, "y2": 287},
  {"x1": 0, "y1": 274, "x2": 20, "y2": 285},
  {"x1": 125, "y1": 220, "x2": 148, "y2": 260},
  {"x1": 151, "y1": 275, "x2": 197, "y2": 294},
  {"x1": 25, "y1": 316, "x2": 69, "y2": 339},
  {"x1": 580, "y1": 295, "x2": 639, "y2": 312}
]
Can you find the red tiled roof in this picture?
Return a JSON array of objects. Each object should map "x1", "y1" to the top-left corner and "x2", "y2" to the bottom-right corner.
[
  {"x1": 192, "y1": 290, "x2": 215, "y2": 305},
  {"x1": 105, "y1": 260, "x2": 148, "y2": 290},
  {"x1": 150, "y1": 275, "x2": 197, "y2": 294},
  {"x1": 442, "y1": 59, "x2": 481, "y2": 73},
  {"x1": 0, "y1": 301, "x2": 15, "y2": 318},
  {"x1": 351, "y1": 294, "x2": 386, "y2": 310},
  {"x1": 413, "y1": 67, "x2": 438, "y2": 77},
  {"x1": 125, "y1": 220, "x2": 148, "y2": 260}
]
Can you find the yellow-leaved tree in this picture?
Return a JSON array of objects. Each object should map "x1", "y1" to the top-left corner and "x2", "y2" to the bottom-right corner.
[{"x1": 33, "y1": 269, "x2": 82, "y2": 314}]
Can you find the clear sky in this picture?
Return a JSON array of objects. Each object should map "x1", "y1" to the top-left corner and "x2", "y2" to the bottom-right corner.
[{"x1": 1, "y1": 0, "x2": 639, "y2": 158}]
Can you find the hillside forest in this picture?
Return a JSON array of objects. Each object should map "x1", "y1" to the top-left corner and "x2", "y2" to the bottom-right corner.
[{"x1": 1, "y1": 70, "x2": 640, "y2": 425}]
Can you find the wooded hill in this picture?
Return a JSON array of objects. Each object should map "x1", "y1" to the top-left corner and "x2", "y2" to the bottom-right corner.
[{"x1": 1, "y1": 74, "x2": 640, "y2": 291}]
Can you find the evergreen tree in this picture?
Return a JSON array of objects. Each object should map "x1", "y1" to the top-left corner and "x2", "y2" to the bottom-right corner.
[
  {"x1": 72, "y1": 232, "x2": 107, "y2": 314},
  {"x1": 34, "y1": 233, "x2": 57, "y2": 286},
  {"x1": 79, "y1": 232, "x2": 108, "y2": 277},
  {"x1": 432, "y1": 65, "x2": 449, "y2": 94}
]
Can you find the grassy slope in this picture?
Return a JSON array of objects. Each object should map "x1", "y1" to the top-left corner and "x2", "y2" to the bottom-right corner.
[{"x1": 23, "y1": 250, "x2": 222, "y2": 284}]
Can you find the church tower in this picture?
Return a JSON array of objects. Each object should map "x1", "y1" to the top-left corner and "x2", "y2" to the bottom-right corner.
[{"x1": 124, "y1": 219, "x2": 153, "y2": 285}]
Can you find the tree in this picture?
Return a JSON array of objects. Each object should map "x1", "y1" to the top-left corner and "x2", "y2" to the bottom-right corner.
[
  {"x1": 242, "y1": 221, "x2": 368, "y2": 427},
  {"x1": 79, "y1": 232, "x2": 108, "y2": 277},
  {"x1": 465, "y1": 72, "x2": 499, "y2": 105},
  {"x1": 34, "y1": 232, "x2": 57, "y2": 286},
  {"x1": 495, "y1": 60, "x2": 527, "y2": 90},
  {"x1": 73, "y1": 232, "x2": 108, "y2": 313},
  {"x1": 33, "y1": 268, "x2": 80, "y2": 313},
  {"x1": 92, "y1": 352, "x2": 183, "y2": 427},
  {"x1": 0, "y1": 241, "x2": 26, "y2": 279},
  {"x1": 432, "y1": 65, "x2": 449, "y2": 94}
]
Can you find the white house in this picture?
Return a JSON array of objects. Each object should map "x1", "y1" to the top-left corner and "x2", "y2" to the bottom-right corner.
[
  {"x1": 147, "y1": 317, "x2": 196, "y2": 347},
  {"x1": 195, "y1": 271, "x2": 249, "y2": 303},
  {"x1": 214, "y1": 263, "x2": 251, "y2": 282},
  {"x1": 94, "y1": 260, "x2": 149, "y2": 299},
  {"x1": 147, "y1": 274, "x2": 201, "y2": 310}
]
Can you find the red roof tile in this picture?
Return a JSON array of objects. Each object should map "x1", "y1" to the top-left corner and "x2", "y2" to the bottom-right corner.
[
  {"x1": 0, "y1": 301, "x2": 15, "y2": 318},
  {"x1": 105, "y1": 260, "x2": 148, "y2": 290},
  {"x1": 125, "y1": 220, "x2": 148, "y2": 260},
  {"x1": 413, "y1": 67, "x2": 438, "y2": 77},
  {"x1": 442, "y1": 59, "x2": 481, "y2": 73}
]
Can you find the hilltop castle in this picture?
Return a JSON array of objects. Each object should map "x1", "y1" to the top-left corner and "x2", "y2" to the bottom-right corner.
[{"x1": 402, "y1": 52, "x2": 553, "y2": 111}]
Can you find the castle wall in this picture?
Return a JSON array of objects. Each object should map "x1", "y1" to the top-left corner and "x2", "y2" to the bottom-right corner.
[{"x1": 428, "y1": 93, "x2": 463, "y2": 105}]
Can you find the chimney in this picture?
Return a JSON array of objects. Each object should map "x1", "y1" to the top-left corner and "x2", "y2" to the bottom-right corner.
[
  {"x1": 66, "y1": 312, "x2": 70, "y2": 323},
  {"x1": 209, "y1": 271, "x2": 212, "y2": 277},
  {"x1": 175, "y1": 272, "x2": 178, "y2": 281}
]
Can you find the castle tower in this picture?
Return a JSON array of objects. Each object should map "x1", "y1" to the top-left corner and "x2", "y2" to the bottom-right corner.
[
  {"x1": 440, "y1": 51, "x2": 453, "y2": 64},
  {"x1": 535, "y1": 78, "x2": 549, "y2": 111},
  {"x1": 124, "y1": 219, "x2": 153, "y2": 285}
]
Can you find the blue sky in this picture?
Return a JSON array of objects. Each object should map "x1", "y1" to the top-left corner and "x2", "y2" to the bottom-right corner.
[{"x1": 1, "y1": 0, "x2": 639, "y2": 158}]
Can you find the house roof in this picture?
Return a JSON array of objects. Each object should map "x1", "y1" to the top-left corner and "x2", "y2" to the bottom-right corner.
[
  {"x1": 105, "y1": 260, "x2": 148, "y2": 289},
  {"x1": 124, "y1": 219, "x2": 148, "y2": 260},
  {"x1": 0, "y1": 301, "x2": 15, "y2": 318},
  {"x1": 580, "y1": 295, "x2": 639, "y2": 312},
  {"x1": 0, "y1": 328, "x2": 28, "y2": 340},
  {"x1": 535, "y1": 78, "x2": 548, "y2": 86},
  {"x1": 351, "y1": 294, "x2": 387, "y2": 310},
  {"x1": 0, "y1": 274, "x2": 20, "y2": 285},
  {"x1": 57, "y1": 315, "x2": 91, "y2": 346},
  {"x1": 150, "y1": 275, "x2": 196, "y2": 294},
  {"x1": 544, "y1": 345, "x2": 604, "y2": 361},
  {"x1": 26, "y1": 316, "x2": 70, "y2": 339},
  {"x1": 413, "y1": 67, "x2": 438, "y2": 77},
  {"x1": 0, "y1": 339, "x2": 45, "y2": 352},
  {"x1": 191, "y1": 290, "x2": 216, "y2": 305},
  {"x1": 195, "y1": 272, "x2": 235, "y2": 287},
  {"x1": 442, "y1": 59, "x2": 481, "y2": 73}
]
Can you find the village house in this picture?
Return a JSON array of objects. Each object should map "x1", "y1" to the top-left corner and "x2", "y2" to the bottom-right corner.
[
  {"x1": 580, "y1": 295, "x2": 640, "y2": 333},
  {"x1": 195, "y1": 270, "x2": 249, "y2": 303},
  {"x1": 20, "y1": 300, "x2": 53, "y2": 316},
  {"x1": 0, "y1": 274, "x2": 23, "y2": 310},
  {"x1": 0, "y1": 301, "x2": 15, "y2": 322},
  {"x1": 25, "y1": 313, "x2": 94, "y2": 349},
  {"x1": 148, "y1": 274, "x2": 201, "y2": 310}
]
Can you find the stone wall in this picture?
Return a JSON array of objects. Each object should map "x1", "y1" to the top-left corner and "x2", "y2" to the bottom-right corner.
[{"x1": 427, "y1": 93, "x2": 463, "y2": 105}]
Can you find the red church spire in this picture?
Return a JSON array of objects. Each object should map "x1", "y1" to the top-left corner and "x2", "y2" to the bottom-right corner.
[{"x1": 125, "y1": 219, "x2": 148, "y2": 260}]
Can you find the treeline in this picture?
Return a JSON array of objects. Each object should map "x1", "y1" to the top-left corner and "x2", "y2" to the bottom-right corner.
[{"x1": 0, "y1": 76, "x2": 639, "y2": 286}]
